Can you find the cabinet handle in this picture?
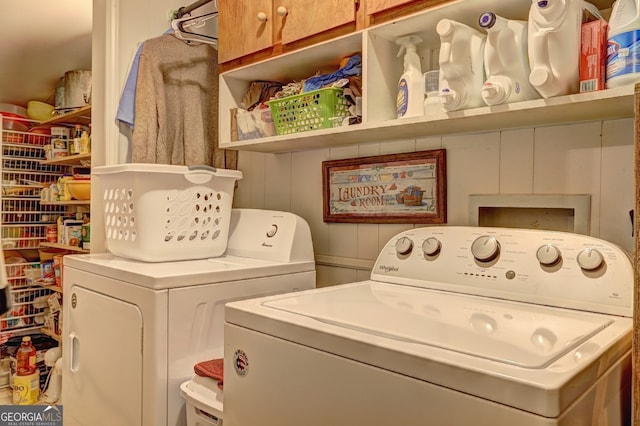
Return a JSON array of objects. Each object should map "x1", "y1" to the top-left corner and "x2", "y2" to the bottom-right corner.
[
  {"x1": 257, "y1": 11, "x2": 268, "y2": 22},
  {"x1": 276, "y1": 6, "x2": 288, "y2": 16}
]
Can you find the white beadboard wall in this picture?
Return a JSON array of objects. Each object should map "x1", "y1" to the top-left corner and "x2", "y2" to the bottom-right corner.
[{"x1": 233, "y1": 119, "x2": 634, "y2": 288}]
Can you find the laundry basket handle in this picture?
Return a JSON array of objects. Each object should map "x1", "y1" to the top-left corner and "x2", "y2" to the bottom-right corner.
[
  {"x1": 185, "y1": 165, "x2": 217, "y2": 184},
  {"x1": 187, "y1": 165, "x2": 218, "y2": 173}
]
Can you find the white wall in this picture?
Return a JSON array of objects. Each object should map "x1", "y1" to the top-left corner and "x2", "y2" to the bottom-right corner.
[
  {"x1": 99, "y1": 1, "x2": 634, "y2": 287},
  {"x1": 233, "y1": 119, "x2": 634, "y2": 287},
  {"x1": 94, "y1": 0, "x2": 218, "y2": 166}
]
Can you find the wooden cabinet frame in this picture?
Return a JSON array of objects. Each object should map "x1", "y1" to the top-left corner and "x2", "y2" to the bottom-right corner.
[{"x1": 634, "y1": 83, "x2": 640, "y2": 426}]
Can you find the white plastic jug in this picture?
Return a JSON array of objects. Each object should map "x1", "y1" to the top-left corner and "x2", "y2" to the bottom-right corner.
[
  {"x1": 606, "y1": 0, "x2": 640, "y2": 88},
  {"x1": 437, "y1": 19, "x2": 486, "y2": 111},
  {"x1": 479, "y1": 12, "x2": 540, "y2": 105},
  {"x1": 528, "y1": 0, "x2": 601, "y2": 98}
]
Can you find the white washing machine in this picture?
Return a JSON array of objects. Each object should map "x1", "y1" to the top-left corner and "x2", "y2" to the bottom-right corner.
[
  {"x1": 61, "y1": 209, "x2": 316, "y2": 426},
  {"x1": 224, "y1": 226, "x2": 632, "y2": 426}
]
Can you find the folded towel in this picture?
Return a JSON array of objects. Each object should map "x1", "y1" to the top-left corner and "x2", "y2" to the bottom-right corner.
[
  {"x1": 194, "y1": 358, "x2": 224, "y2": 390},
  {"x1": 303, "y1": 54, "x2": 362, "y2": 92}
]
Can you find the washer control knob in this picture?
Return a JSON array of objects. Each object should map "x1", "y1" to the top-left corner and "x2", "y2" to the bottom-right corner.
[
  {"x1": 536, "y1": 244, "x2": 561, "y2": 266},
  {"x1": 421, "y1": 237, "x2": 441, "y2": 256},
  {"x1": 471, "y1": 236, "x2": 500, "y2": 262},
  {"x1": 395, "y1": 236, "x2": 414, "y2": 256},
  {"x1": 266, "y1": 224, "x2": 278, "y2": 238},
  {"x1": 576, "y1": 248, "x2": 604, "y2": 271}
]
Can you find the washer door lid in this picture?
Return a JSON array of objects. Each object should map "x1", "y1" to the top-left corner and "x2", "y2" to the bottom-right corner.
[{"x1": 263, "y1": 282, "x2": 613, "y2": 368}]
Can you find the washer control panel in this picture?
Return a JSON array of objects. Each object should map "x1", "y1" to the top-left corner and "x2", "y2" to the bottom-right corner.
[{"x1": 371, "y1": 226, "x2": 632, "y2": 317}]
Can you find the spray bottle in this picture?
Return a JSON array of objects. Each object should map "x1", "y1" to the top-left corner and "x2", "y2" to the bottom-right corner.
[{"x1": 396, "y1": 35, "x2": 424, "y2": 119}]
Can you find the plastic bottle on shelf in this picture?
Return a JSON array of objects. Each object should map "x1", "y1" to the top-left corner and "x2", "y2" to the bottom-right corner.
[
  {"x1": 13, "y1": 350, "x2": 39, "y2": 406},
  {"x1": 479, "y1": 12, "x2": 540, "y2": 106},
  {"x1": 71, "y1": 124, "x2": 82, "y2": 155},
  {"x1": 437, "y1": 19, "x2": 486, "y2": 111},
  {"x1": 423, "y1": 70, "x2": 445, "y2": 117},
  {"x1": 79, "y1": 129, "x2": 91, "y2": 154},
  {"x1": 527, "y1": 0, "x2": 602, "y2": 98},
  {"x1": 396, "y1": 35, "x2": 424, "y2": 119},
  {"x1": 16, "y1": 336, "x2": 36, "y2": 376},
  {"x1": 606, "y1": 0, "x2": 640, "y2": 88}
]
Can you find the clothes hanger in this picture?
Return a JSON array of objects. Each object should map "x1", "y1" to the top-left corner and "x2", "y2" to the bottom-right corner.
[
  {"x1": 171, "y1": 10, "x2": 217, "y2": 46},
  {"x1": 175, "y1": 0, "x2": 216, "y2": 19},
  {"x1": 170, "y1": 0, "x2": 218, "y2": 45}
]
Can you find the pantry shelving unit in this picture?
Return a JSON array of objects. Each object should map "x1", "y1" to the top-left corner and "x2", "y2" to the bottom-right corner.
[
  {"x1": 218, "y1": 0, "x2": 626, "y2": 154},
  {"x1": 39, "y1": 106, "x2": 92, "y2": 255},
  {"x1": 36, "y1": 106, "x2": 92, "y2": 341},
  {"x1": 0, "y1": 115, "x2": 66, "y2": 339},
  {"x1": 0, "y1": 106, "x2": 91, "y2": 345}
]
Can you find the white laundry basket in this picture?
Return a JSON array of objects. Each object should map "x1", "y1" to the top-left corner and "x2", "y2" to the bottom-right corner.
[
  {"x1": 93, "y1": 164, "x2": 243, "y2": 262},
  {"x1": 180, "y1": 376, "x2": 224, "y2": 426}
]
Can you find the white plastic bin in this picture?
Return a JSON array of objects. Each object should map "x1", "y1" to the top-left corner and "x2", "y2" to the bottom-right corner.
[
  {"x1": 92, "y1": 164, "x2": 243, "y2": 262},
  {"x1": 180, "y1": 375, "x2": 224, "y2": 426}
]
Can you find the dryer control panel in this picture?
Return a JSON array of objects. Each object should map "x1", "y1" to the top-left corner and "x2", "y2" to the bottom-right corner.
[{"x1": 371, "y1": 227, "x2": 633, "y2": 317}]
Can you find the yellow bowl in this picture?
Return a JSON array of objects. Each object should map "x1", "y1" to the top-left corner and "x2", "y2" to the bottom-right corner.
[
  {"x1": 66, "y1": 180, "x2": 91, "y2": 200},
  {"x1": 26, "y1": 101, "x2": 54, "y2": 121}
]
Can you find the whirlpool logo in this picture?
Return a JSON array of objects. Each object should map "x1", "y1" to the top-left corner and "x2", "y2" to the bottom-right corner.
[
  {"x1": 0, "y1": 405, "x2": 63, "y2": 426},
  {"x1": 378, "y1": 265, "x2": 399, "y2": 273}
]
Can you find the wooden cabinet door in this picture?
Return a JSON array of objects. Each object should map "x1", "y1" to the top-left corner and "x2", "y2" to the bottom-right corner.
[
  {"x1": 279, "y1": 0, "x2": 356, "y2": 45},
  {"x1": 366, "y1": 0, "x2": 415, "y2": 16},
  {"x1": 218, "y1": 0, "x2": 274, "y2": 63},
  {"x1": 365, "y1": 0, "x2": 452, "y2": 26}
]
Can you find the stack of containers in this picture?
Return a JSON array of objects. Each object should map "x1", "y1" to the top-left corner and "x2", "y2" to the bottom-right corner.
[{"x1": 427, "y1": 0, "x2": 617, "y2": 115}]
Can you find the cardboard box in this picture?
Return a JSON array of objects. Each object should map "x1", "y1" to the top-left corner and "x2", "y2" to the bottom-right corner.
[{"x1": 580, "y1": 19, "x2": 608, "y2": 92}]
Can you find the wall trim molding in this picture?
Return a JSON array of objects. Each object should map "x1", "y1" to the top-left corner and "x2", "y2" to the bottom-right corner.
[{"x1": 315, "y1": 255, "x2": 375, "y2": 271}]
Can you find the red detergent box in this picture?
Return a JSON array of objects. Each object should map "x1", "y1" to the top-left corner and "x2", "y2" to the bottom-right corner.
[{"x1": 580, "y1": 18, "x2": 608, "y2": 92}]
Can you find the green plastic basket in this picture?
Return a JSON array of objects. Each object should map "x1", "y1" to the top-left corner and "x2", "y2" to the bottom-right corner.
[{"x1": 267, "y1": 87, "x2": 350, "y2": 135}]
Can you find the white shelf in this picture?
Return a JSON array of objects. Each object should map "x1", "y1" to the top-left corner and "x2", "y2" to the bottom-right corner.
[
  {"x1": 40, "y1": 200, "x2": 90, "y2": 206},
  {"x1": 41, "y1": 153, "x2": 91, "y2": 166},
  {"x1": 40, "y1": 242, "x2": 89, "y2": 253},
  {"x1": 221, "y1": 86, "x2": 633, "y2": 153},
  {"x1": 218, "y1": 0, "x2": 622, "y2": 154},
  {"x1": 40, "y1": 327, "x2": 61, "y2": 342},
  {"x1": 40, "y1": 105, "x2": 91, "y2": 127}
]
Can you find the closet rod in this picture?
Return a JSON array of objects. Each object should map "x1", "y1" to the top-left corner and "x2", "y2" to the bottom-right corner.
[{"x1": 177, "y1": 0, "x2": 213, "y2": 18}]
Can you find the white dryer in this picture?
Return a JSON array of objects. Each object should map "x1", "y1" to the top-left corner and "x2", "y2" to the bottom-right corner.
[
  {"x1": 61, "y1": 209, "x2": 316, "y2": 426},
  {"x1": 224, "y1": 226, "x2": 632, "y2": 426}
]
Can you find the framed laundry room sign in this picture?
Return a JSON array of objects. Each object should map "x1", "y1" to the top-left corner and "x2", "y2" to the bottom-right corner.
[{"x1": 322, "y1": 149, "x2": 447, "y2": 224}]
